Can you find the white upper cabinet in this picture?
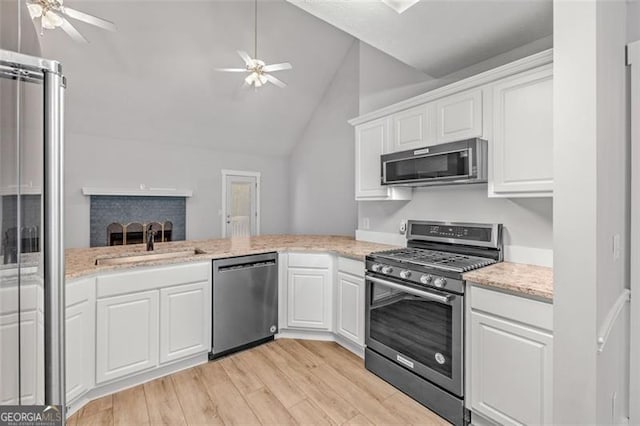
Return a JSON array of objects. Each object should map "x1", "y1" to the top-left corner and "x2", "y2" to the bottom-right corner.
[
  {"x1": 489, "y1": 65, "x2": 553, "y2": 197},
  {"x1": 390, "y1": 103, "x2": 436, "y2": 151},
  {"x1": 355, "y1": 118, "x2": 412, "y2": 201},
  {"x1": 435, "y1": 89, "x2": 483, "y2": 143}
]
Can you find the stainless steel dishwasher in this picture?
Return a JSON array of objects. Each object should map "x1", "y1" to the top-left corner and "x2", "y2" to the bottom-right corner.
[{"x1": 210, "y1": 252, "x2": 278, "y2": 359}]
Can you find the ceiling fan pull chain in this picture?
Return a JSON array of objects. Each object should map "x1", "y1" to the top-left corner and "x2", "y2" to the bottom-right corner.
[{"x1": 254, "y1": 0, "x2": 258, "y2": 59}]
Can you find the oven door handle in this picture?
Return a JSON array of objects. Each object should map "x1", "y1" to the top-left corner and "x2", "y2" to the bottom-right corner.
[{"x1": 367, "y1": 276, "x2": 453, "y2": 304}]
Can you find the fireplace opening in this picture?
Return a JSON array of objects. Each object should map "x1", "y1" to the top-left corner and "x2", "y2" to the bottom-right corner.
[{"x1": 107, "y1": 221, "x2": 173, "y2": 246}]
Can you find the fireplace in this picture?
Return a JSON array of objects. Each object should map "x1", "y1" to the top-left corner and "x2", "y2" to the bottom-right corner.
[
  {"x1": 106, "y1": 221, "x2": 173, "y2": 246},
  {"x1": 89, "y1": 196, "x2": 185, "y2": 247}
]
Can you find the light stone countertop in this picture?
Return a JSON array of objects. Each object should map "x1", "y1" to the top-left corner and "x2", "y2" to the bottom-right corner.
[
  {"x1": 65, "y1": 235, "x2": 398, "y2": 280},
  {"x1": 463, "y1": 261, "x2": 554, "y2": 301}
]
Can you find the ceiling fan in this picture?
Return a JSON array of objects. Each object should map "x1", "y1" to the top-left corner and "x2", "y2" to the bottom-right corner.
[
  {"x1": 216, "y1": 0, "x2": 292, "y2": 89},
  {"x1": 26, "y1": 0, "x2": 116, "y2": 44}
]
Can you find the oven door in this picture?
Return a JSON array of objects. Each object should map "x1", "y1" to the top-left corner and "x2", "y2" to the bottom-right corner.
[{"x1": 365, "y1": 274, "x2": 463, "y2": 396}]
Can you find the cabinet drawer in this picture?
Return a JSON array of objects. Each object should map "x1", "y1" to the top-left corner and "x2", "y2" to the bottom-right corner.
[
  {"x1": 470, "y1": 284, "x2": 552, "y2": 331},
  {"x1": 337, "y1": 257, "x2": 364, "y2": 278},
  {"x1": 97, "y1": 262, "x2": 210, "y2": 297},
  {"x1": 288, "y1": 253, "x2": 332, "y2": 269}
]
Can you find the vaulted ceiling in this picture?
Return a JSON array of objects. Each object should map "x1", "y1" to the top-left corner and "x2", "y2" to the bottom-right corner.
[
  {"x1": 39, "y1": 0, "x2": 355, "y2": 156},
  {"x1": 287, "y1": 0, "x2": 553, "y2": 78}
]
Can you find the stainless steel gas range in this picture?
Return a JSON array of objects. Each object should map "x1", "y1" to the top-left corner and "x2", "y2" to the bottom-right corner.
[{"x1": 364, "y1": 220, "x2": 503, "y2": 426}]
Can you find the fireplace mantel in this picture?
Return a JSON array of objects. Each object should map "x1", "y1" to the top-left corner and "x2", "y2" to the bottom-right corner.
[{"x1": 82, "y1": 187, "x2": 193, "y2": 197}]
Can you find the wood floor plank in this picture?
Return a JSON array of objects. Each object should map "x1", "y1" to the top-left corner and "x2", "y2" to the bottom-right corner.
[
  {"x1": 383, "y1": 392, "x2": 452, "y2": 425},
  {"x1": 171, "y1": 368, "x2": 223, "y2": 425},
  {"x1": 76, "y1": 408, "x2": 114, "y2": 426},
  {"x1": 276, "y1": 338, "x2": 325, "y2": 368},
  {"x1": 113, "y1": 384, "x2": 149, "y2": 426},
  {"x1": 299, "y1": 340, "x2": 397, "y2": 402},
  {"x1": 312, "y1": 363, "x2": 405, "y2": 425},
  {"x1": 143, "y1": 377, "x2": 188, "y2": 426},
  {"x1": 244, "y1": 387, "x2": 297, "y2": 426},
  {"x1": 235, "y1": 345, "x2": 306, "y2": 408},
  {"x1": 70, "y1": 340, "x2": 448, "y2": 426},
  {"x1": 342, "y1": 414, "x2": 375, "y2": 426},
  {"x1": 78, "y1": 395, "x2": 113, "y2": 419},
  {"x1": 218, "y1": 355, "x2": 264, "y2": 395},
  {"x1": 197, "y1": 361, "x2": 261, "y2": 425},
  {"x1": 260, "y1": 343, "x2": 359, "y2": 424},
  {"x1": 288, "y1": 399, "x2": 337, "y2": 426}
]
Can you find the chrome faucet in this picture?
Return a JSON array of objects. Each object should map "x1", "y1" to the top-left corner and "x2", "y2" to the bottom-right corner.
[{"x1": 146, "y1": 224, "x2": 156, "y2": 251}]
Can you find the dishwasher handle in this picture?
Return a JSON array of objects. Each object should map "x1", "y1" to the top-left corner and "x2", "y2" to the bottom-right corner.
[{"x1": 217, "y1": 259, "x2": 276, "y2": 272}]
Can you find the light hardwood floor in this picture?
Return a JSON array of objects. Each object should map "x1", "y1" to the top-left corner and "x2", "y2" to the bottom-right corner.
[{"x1": 67, "y1": 339, "x2": 450, "y2": 425}]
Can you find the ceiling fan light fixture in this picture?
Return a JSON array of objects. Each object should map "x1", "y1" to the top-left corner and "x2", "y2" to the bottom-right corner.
[
  {"x1": 382, "y1": 0, "x2": 421, "y2": 14},
  {"x1": 26, "y1": 3, "x2": 43, "y2": 18},
  {"x1": 42, "y1": 11, "x2": 63, "y2": 29}
]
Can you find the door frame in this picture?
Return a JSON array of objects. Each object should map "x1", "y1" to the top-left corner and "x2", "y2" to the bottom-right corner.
[
  {"x1": 221, "y1": 169, "x2": 261, "y2": 238},
  {"x1": 627, "y1": 40, "x2": 640, "y2": 425}
]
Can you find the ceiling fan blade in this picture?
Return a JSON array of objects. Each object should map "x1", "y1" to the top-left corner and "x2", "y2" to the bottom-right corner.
[
  {"x1": 264, "y1": 74, "x2": 287, "y2": 88},
  {"x1": 62, "y1": 7, "x2": 116, "y2": 31},
  {"x1": 58, "y1": 17, "x2": 88, "y2": 43},
  {"x1": 262, "y1": 62, "x2": 292, "y2": 72},
  {"x1": 237, "y1": 50, "x2": 254, "y2": 67},
  {"x1": 215, "y1": 68, "x2": 248, "y2": 73}
]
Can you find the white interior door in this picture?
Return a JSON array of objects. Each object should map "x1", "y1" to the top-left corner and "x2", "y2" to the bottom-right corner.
[{"x1": 223, "y1": 173, "x2": 258, "y2": 237}]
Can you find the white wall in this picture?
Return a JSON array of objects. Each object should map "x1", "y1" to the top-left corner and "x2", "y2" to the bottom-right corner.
[
  {"x1": 553, "y1": 0, "x2": 629, "y2": 423},
  {"x1": 359, "y1": 186, "x2": 552, "y2": 250},
  {"x1": 289, "y1": 41, "x2": 359, "y2": 235},
  {"x1": 65, "y1": 133, "x2": 290, "y2": 248}
]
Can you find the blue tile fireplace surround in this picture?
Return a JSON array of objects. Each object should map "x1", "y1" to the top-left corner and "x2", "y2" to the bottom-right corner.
[{"x1": 90, "y1": 196, "x2": 186, "y2": 247}]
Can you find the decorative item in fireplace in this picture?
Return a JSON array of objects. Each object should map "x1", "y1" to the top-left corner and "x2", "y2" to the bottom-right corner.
[{"x1": 106, "y1": 221, "x2": 173, "y2": 246}]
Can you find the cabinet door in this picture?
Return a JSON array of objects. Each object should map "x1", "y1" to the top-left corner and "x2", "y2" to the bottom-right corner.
[
  {"x1": 470, "y1": 310, "x2": 553, "y2": 425},
  {"x1": 391, "y1": 104, "x2": 436, "y2": 152},
  {"x1": 66, "y1": 300, "x2": 93, "y2": 402},
  {"x1": 0, "y1": 311, "x2": 37, "y2": 405},
  {"x1": 435, "y1": 89, "x2": 482, "y2": 143},
  {"x1": 336, "y1": 272, "x2": 364, "y2": 346},
  {"x1": 287, "y1": 267, "x2": 331, "y2": 330},
  {"x1": 490, "y1": 66, "x2": 553, "y2": 196},
  {"x1": 355, "y1": 118, "x2": 390, "y2": 199},
  {"x1": 96, "y1": 291, "x2": 159, "y2": 384},
  {"x1": 160, "y1": 282, "x2": 210, "y2": 364}
]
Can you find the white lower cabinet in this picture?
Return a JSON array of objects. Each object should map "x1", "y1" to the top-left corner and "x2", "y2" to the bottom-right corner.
[
  {"x1": 287, "y1": 267, "x2": 332, "y2": 330},
  {"x1": 0, "y1": 310, "x2": 37, "y2": 405},
  {"x1": 335, "y1": 272, "x2": 365, "y2": 346},
  {"x1": 468, "y1": 285, "x2": 553, "y2": 426},
  {"x1": 66, "y1": 277, "x2": 95, "y2": 403},
  {"x1": 160, "y1": 282, "x2": 210, "y2": 363},
  {"x1": 96, "y1": 290, "x2": 160, "y2": 384}
]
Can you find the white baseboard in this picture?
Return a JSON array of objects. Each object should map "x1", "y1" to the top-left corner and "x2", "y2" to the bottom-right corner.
[
  {"x1": 355, "y1": 229, "x2": 406, "y2": 247},
  {"x1": 277, "y1": 329, "x2": 365, "y2": 359},
  {"x1": 67, "y1": 352, "x2": 208, "y2": 418},
  {"x1": 504, "y1": 245, "x2": 553, "y2": 267}
]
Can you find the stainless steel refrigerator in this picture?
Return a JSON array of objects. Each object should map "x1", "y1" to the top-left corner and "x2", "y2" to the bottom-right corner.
[{"x1": 0, "y1": 3, "x2": 66, "y2": 418}]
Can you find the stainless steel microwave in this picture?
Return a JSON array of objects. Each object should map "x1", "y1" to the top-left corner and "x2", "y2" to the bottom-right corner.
[{"x1": 381, "y1": 138, "x2": 488, "y2": 187}]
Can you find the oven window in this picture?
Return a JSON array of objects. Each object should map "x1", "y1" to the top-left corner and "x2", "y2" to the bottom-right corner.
[
  {"x1": 369, "y1": 283, "x2": 453, "y2": 378},
  {"x1": 384, "y1": 151, "x2": 469, "y2": 183}
]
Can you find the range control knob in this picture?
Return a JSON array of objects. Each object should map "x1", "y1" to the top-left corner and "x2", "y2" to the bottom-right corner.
[
  {"x1": 420, "y1": 274, "x2": 433, "y2": 285},
  {"x1": 400, "y1": 270, "x2": 412, "y2": 279},
  {"x1": 382, "y1": 266, "x2": 393, "y2": 274},
  {"x1": 434, "y1": 277, "x2": 447, "y2": 288},
  {"x1": 371, "y1": 263, "x2": 382, "y2": 272}
]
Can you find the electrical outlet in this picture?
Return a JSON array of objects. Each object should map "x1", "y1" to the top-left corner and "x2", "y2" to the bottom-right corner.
[
  {"x1": 399, "y1": 221, "x2": 407, "y2": 234},
  {"x1": 613, "y1": 234, "x2": 621, "y2": 261},
  {"x1": 362, "y1": 217, "x2": 370, "y2": 230}
]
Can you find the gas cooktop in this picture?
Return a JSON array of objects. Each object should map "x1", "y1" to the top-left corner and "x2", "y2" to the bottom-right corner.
[{"x1": 372, "y1": 247, "x2": 497, "y2": 273}]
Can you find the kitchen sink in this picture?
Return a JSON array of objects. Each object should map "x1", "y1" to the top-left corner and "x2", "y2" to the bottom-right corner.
[{"x1": 95, "y1": 248, "x2": 206, "y2": 266}]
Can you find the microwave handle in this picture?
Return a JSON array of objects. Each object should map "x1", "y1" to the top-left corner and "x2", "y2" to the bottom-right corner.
[{"x1": 367, "y1": 276, "x2": 452, "y2": 304}]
